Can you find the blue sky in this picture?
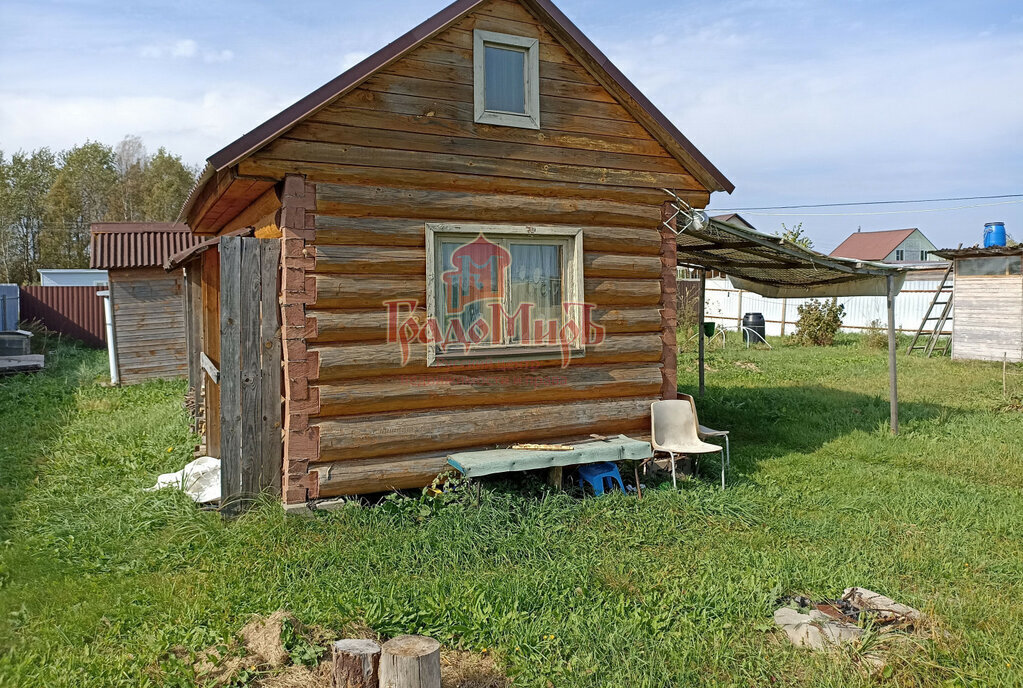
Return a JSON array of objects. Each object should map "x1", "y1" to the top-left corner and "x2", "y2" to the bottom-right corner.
[{"x1": 1, "y1": 0, "x2": 1021, "y2": 251}]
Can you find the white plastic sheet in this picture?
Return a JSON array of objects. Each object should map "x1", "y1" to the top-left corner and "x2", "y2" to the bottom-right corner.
[{"x1": 147, "y1": 456, "x2": 220, "y2": 503}]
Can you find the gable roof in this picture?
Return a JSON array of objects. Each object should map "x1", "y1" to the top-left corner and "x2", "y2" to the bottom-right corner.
[
  {"x1": 829, "y1": 228, "x2": 921, "y2": 261},
  {"x1": 90, "y1": 223, "x2": 203, "y2": 270},
  {"x1": 710, "y1": 213, "x2": 755, "y2": 230},
  {"x1": 184, "y1": 0, "x2": 732, "y2": 224}
]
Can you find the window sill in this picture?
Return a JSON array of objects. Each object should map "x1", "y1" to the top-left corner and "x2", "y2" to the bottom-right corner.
[{"x1": 431, "y1": 345, "x2": 583, "y2": 366}]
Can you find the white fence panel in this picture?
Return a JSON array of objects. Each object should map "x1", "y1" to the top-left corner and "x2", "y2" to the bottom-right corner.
[{"x1": 693, "y1": 278, "x2": 943, "y2": 337}]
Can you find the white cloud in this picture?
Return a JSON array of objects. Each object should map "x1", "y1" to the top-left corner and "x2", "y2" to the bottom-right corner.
[
  {"x1": 170, "y1": 39, "x2": 198, "y2": 58},
  {"x1": 0, "y1": 85, "x2": 290, "y2": 164}
]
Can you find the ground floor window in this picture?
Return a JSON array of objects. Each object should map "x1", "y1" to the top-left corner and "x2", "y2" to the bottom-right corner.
[{"x1": 425, "y1": 223, "x2": 585, "y2": 364}]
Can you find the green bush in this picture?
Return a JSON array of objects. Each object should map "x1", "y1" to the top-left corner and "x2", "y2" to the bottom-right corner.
[{"x1": 793, "y1": 298, "x2": 845, "y2": 346}]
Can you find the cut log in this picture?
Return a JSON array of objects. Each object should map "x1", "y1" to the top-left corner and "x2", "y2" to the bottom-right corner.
[
  {"x1": 332, "y1": 639, "x2": 381, "y2": 688},
  {"x1": 379, "y1": 635, "x2": 441, "y2": 688}
]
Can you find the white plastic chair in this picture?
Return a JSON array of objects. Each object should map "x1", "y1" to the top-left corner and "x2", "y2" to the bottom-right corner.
[
  {"x1": 650, "y1": 400, "x2": 726, "y2": 489},
  {"x1": 679, "y1": 393, "x2": 730, "y2": 489}
]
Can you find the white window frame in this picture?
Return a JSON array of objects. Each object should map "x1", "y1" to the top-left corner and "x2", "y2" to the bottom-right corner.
[
  {"x1": 425, "y1": 223, "x2": 584, "y2": 365},
  {"x1": 473, "y1": 29, "x2": 540, "y2": 129}
]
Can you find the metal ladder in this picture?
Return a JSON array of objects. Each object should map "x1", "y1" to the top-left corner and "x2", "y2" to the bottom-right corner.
[{"x1": 907, "y1": 261, "x2": 954, "y2": 357}]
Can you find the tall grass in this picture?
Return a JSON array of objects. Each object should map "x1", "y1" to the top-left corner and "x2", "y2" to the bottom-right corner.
[{"x1": 0, "y1": 337, "x2": 1021, "y2": 686}]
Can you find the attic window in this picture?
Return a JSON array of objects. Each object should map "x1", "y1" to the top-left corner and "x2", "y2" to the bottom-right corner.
[{"x1": 473, "y1": 30, "x2": 540, "y2": 129}]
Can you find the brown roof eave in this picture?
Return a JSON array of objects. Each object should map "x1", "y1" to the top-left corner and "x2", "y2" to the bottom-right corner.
[{"x1": 164, "y1": 227, "x2": 255, "y2": 271}]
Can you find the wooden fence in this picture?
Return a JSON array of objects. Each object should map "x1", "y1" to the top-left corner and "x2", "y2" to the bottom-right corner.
[
  {"x1": 19, "y1": 286, "x2": 106, "y2": 347},
  {"x1": 218, "y1": 236, "x2": 283, "y2": 511}
]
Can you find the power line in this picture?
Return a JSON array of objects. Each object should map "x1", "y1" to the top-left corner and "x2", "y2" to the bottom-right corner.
[
  {"x1": 709, "y1": 192, "x2": 1023, "y2": 212},
  {"x1": 728, "y1": 197, "x2": 1023, "y2": 215}
]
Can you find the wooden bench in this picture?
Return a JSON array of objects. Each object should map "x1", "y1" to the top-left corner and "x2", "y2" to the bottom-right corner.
[{"x1": 447, "y1": 435, "x2": 652, "y2": 493}]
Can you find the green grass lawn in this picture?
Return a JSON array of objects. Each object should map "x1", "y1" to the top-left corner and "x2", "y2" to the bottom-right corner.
[{"x1": 1, "y1": 336, "x2": 1022, "y2": 687}]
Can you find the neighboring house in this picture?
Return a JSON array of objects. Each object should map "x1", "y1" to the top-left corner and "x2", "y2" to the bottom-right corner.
[
  {"x1": 175, "y1": 0, "x2": 733, "y2": 504},
  {"x1": 37, "y1": 269, "x2": 109, "y2": 287},
  {"x1": 710, "y1": 213, "x2": 756, "y2": 231},
  {"x1": 90, "y1": 223, "x2": 203, "y2": 384},
  {"x1": 830, "y1": 228, "x2": 939, "y2": 263}
]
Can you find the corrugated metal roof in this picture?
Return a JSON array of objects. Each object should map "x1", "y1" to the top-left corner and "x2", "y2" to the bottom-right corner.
[
  {"x1": 829, "y1": 228, "x2": 918, "y2": 261},
  {"x1": 90, "y1": 223, "x2": 204, "y2": 270},
  {"x1": 933, "y1": 245, "x2": 1023, "y2": 259}
]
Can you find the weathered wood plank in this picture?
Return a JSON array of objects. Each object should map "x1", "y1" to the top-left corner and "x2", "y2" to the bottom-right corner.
[
  {"x1": 313, "y1": 246, "x2": 426, "y2": 275},
  {"x1": 239, "y1": 239, "x2": 262, "y2": 497},
  {"x1": 309, "y1": 104, "x2": 671, "y2": 157},
  {"x1": 312, "y1": 182, "x2": 663, "y2": 227},
  {"x1": 312, "y1": 220, "x2": 664, "y2": 256},
  {"x1": 334, "y1": 88, "x2": 657, "y2": 140},
  {"x1": 259, "y1": 239, "x2": 283, "y2": 497},
  {"x1": 240, "y1": 159, "x2": 689, "y2": 206},
  {"x1": 313, "y1": 454, "x2": 451, "y2": 497},
  {"x1": 358, "y1": 73, "x2": 635, "y2": 122},
  {"x1": 315, "y1": 364, "x2": 660, "y2": 416},
  {"x1": 584, "y1": 278, "x2": 662, "y2": 306},
  {"x1": 309, "y1": 305, "x2": 660, "y2": 343},
  {"x1": 313, "y1": 333, "x2": 662, "y2": 380},
  {"x1": 314, "y1": 397, "x2": 654, "y2": 462},
  {"x1": 285, "y1": 122, "x2": 685, "y2": 174},
  {"x1": 314, "y1": 275, "x2": 426, "y2": 309},
  {"x1": 219, "y1": 237, "x2": 242, "y2": 510},
  {"x1": 260, "y1": 138, "x2": 696, "y2": 191},
  {"x1": 583, "y1": 253, "x2": 662, "y2": 278}
]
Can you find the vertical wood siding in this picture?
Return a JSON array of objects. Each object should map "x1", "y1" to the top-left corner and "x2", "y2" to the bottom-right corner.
[
  {"x1": 110, "y1": 269, "x2": 188, "y2": 384},
  {"x1": 952, "y1": 274, "x2": 1023, "y2": 363}
]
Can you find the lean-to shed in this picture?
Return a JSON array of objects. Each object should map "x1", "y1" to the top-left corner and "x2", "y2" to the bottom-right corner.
[
  {"x1": 175, "y1": 0, "x2": 734, "y2": 504},
  {"x1": 933, "y1": 246, "x2": 1023, "y2": 363},
  {"x1": 90, "y1": 223, "x2": 203, "y2": 384}
]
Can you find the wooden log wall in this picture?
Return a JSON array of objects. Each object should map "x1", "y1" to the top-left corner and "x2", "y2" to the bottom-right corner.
[{"x1": 233, "y1": 0, "x2": 709, "y2": 499}]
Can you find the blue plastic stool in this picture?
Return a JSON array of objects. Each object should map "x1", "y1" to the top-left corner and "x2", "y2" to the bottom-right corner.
[{"x1": 577, "y1": 462, "x2": 625, "y2": 496}]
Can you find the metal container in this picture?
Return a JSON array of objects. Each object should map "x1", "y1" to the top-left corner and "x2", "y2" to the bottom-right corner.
[{"x1": 984, "y1": 222, "x2": 1007, "y2": 248}]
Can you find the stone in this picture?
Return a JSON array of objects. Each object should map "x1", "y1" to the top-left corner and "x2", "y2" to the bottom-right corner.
[{"x1": 774, "y1": 606, "x2": 864, "y2": 650}]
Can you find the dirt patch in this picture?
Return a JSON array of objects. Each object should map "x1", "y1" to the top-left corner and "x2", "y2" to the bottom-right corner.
[
  {"x1": 191, "y1": 611, "x2": 507, "y2": 688},
  {"x1": 734, "y1": 360, "x2": 761, "y2": 372},
  {"x1": 441, "y1": 650, "x2": 510, "y2": 688},
  {"x1": 239, "y1": 610, "x2": 298, "y2": 667}
]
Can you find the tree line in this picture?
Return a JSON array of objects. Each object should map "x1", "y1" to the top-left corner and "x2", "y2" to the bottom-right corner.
[{"x1": 0, "y1": 136, "x2": 197, "y2": 284}]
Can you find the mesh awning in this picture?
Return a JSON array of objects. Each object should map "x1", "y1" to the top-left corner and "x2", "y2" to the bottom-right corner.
[{"x1": 665, "y1": 193, "x2": 909, "y2": 298}]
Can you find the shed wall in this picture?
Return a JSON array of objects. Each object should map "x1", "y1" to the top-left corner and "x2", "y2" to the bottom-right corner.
[
  {"x1": 952, "y1": 273, "x2": 1023, "y2": 363},
  {"x1": 110, "y1": 268, "x2": 188, "y2": 383}
]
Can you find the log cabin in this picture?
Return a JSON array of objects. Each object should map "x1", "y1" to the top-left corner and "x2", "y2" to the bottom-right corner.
[{"x1": 176, "y1": 0, "x2": 733, "y2": 504}]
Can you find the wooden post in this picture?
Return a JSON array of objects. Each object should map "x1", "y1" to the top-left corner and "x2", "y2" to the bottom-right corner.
[
  {"x1": 547, "y1": 466, "x2": 563, "y2": 489},
  {"x1": 220, "y1": 237, "x2": 242, "y2": 512},
  {"x1": 379, "y1": 636, "x2": 441, "y2": 688},
  {"x1": 333, "y1": 639, "x2": 381, "y2": 688},
  {"x1": 260, "y1": 239, "x2": 283, "y2": 497},
  {"x1": 887, "y1": 273, "x2": 899, "y2": 435},
  {"x1": 736, "y1": 288, "x2": 743, "y2": 330},
  {"x1": 780, "y1": 297, "x2": 788, "y2": 337},
  {"x1": 239, "y1": 238, "x2": 262, "y2": 498},
  {"x1": 659, "y1": 202, "x2": 679, "y2": 400},
  {"x1": 698, "y1": 269, "x2": 706, "y2": 397}
]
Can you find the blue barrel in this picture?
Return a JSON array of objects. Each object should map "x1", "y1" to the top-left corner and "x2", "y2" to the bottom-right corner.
[{"x1": 984, "y1": 222, "x2": 1007, "y2": 247}]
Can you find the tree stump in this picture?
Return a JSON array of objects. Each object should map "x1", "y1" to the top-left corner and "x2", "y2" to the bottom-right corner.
[
  {"x1": 332, "y1": 639, "x2": 381, "y2": 688},
  {"x1": 379, "y1": 635, "x2": 441, "y2": 688}
]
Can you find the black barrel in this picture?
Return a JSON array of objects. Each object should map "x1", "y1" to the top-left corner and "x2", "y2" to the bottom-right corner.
[{"x1": 742, "y1": 312, "x2": 766, "y2": 344}]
